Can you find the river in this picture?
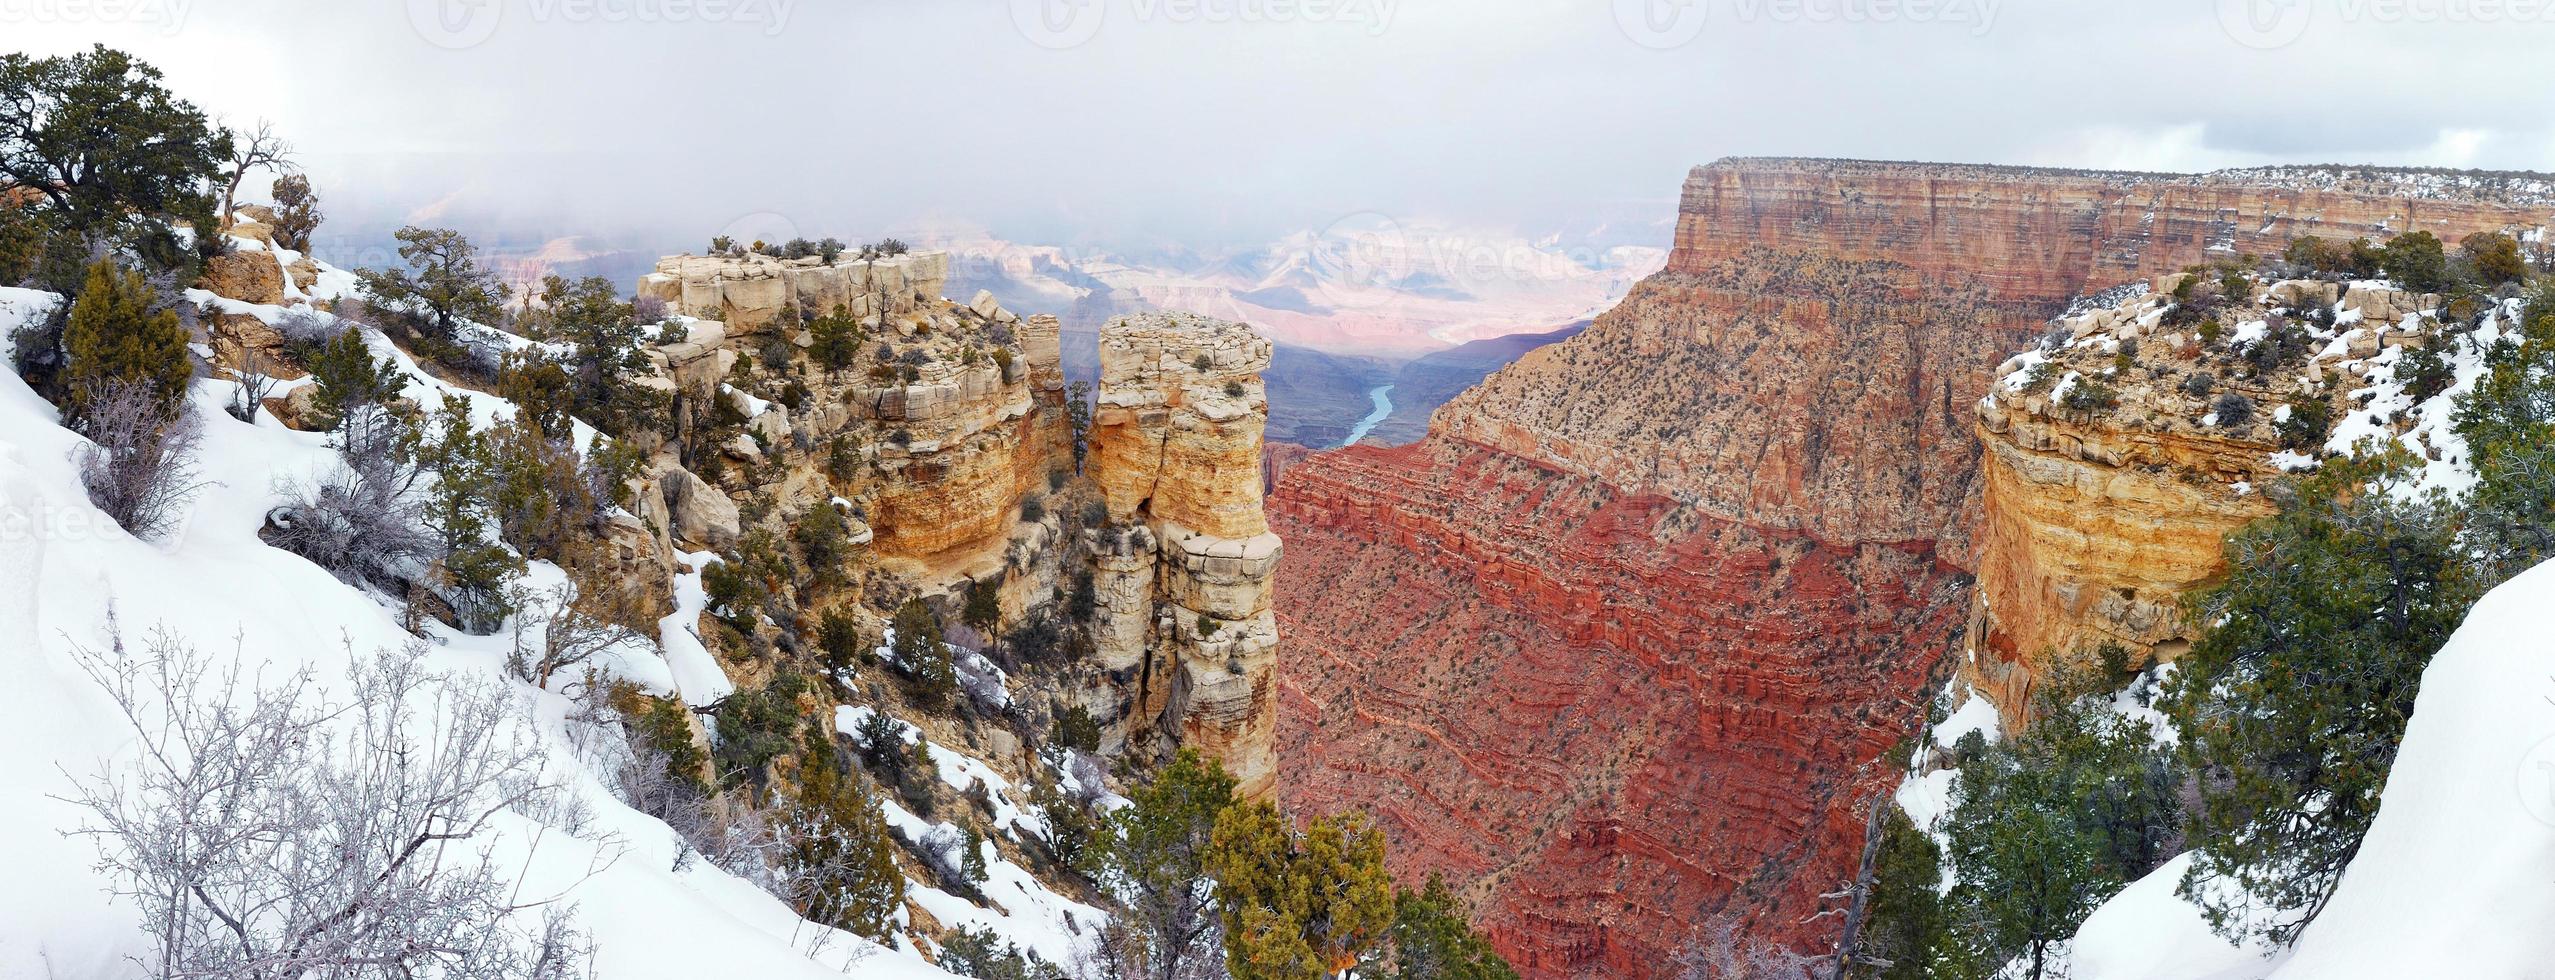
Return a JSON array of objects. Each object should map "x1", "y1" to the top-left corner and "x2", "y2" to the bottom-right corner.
[{"x1": 1340, "y1": 383, "x2": 1394, "y2": 447}]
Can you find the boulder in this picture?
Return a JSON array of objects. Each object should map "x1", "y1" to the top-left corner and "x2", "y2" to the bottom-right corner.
[
  {"x1": 200, "y1": 251, "x2": 286, "y2": 306},
  {"x1": 657, "y1": 463, "x2": 740, "y2": 550}
]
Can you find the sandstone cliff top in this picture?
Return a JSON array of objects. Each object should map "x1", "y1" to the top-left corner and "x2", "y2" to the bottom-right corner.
[
  {"x1": 1981, "y1": 269, "x2": 2514, "y2": 497},
  {"x1": 1098, "y1": 310, "x2": 1274, "y2": 385},
  {"x1": 1692, "y1": 157, "x2": 2555, "y2": 204}
]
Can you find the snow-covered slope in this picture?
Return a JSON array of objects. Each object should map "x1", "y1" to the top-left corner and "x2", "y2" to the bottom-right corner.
[
  {"x1": 0, "y1": 256, "x2": 1088, "y2": 977},
  {"x1": 2071, "y1": 558, "x2": 2555, "y2": 980},
  {"x1": 2263, "y1": 557, "x2": 2555, "y2": 977}
]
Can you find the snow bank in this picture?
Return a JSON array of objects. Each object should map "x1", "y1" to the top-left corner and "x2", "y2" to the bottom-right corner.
[
  {"x1": 0, "y1": 269, "x2": 1011, "y2": 977},
  {"x1": 2072, "y1": 853, "x2": 2282, "y2": 980},
  {"x1": 2265, "y1": 559, "x2": 2555, "y2": 978}
]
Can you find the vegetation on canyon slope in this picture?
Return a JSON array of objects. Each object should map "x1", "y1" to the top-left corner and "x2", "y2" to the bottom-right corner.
[
  {"x1": 4, "y1": 44, "x2": 1515, "y2": 980},
  {"x1": 1855, "y1": 238, "x2": 2555, "y2": 977}
]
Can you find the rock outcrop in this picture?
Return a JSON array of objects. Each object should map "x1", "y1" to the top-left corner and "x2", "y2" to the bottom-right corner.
[
  {"x1": 1081, "y1": 312, "x2": 1283, "y2": 799},
  {"x1": 1966, "y1": 274, "x2": 2470, "y2": 723},
  {"x1": 631, "y1": 266, "x2": 1284, "y2": 801},
  {"x1": 1269, "y1": 157, "x2": 2554, "y2": 977},
  {"x1": 638, "y1": 250, "x2": 951, "y2": 335}
]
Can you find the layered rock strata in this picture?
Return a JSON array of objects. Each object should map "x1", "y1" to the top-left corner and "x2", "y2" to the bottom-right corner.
[
  {"x1": 1967, "y1": 275, "x2": 2467, "y2": 722},
  {"x1": 638, "y1": 250, "x2": 951, "y2": 335},
  {"x1": 1081, "y1": 312, "x2": 1283, "y2": 799},
  {"x1": 1270, "y1": 157, "x2": 2554, "y2": 977}
]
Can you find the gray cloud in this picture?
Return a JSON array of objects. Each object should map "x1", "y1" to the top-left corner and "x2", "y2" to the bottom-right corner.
[{"x1": 9, "y1": 0, "x2": 2550, "y2": 261}]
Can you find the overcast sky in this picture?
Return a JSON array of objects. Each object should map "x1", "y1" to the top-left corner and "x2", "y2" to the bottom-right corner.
[{"x1": 10, "y1": 0, "x2": 2553, "y2": 258}]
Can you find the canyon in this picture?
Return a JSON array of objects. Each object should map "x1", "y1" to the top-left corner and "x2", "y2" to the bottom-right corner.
[
  {"x1": 633, "y1": 251, "x2": 1287, "y2": 793},
  {"x1": 1268, "y1": 158, "x2": 2555, "y2": 975}
]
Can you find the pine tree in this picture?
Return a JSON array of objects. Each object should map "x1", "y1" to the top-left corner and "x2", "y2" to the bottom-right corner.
[
  {"x1": 1384, "y1": 874, "x2": 1516, "y2": 980},
  {"x1": 2163, "y1": 458, "x2": 2475, "y2": 945},
  {"x1": 356, "y1": 225, "x2": 506, "y2": 344},
  {"x1": 303, "y1": 327, "x2": 404, "y2": 433},
  {"x1": 810, "y1": 303, "x2": 864, "y2": 374},
  {"x1": 1938, "y1": 660, "x2": 2180, "y2": 978},
  {"x1": 61, "y1": 257, "x2": 190, "y2": 420},
  {"x1": 963, "y1": 575, "x2": 1003, "y2": 634},
  {"x1": 2378, "y1": 230, "x2": 2450, "y2": 292},
  {"x1": 891, "y1": 598, "x2": 957, "y2": 708},
  {"x1": 1208, "y1": 804, "x2": 1397, "y2": 980},
  {"x1": 269, "y1": 173, "x2": 321, "y2": 252},
  {"x1": 787, "y1": 726, "x2": 906, "y2": 941},
  {"x1": 1092, "y1": 750, "x2": 1237, "y2": 980},
  {"x1": 413, "y1": 395, "x2": 518, "y2": 632},
  {"x1": 1847, "y1": 809, "x2": 1943, "y2": 980}
]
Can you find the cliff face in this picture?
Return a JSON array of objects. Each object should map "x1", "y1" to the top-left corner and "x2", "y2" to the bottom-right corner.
[
  {"x1": 1270, "y1": 157, "x2": 2553, "y2": 976},
  {"x1": 638, "y1": 250, "x2": 951, "y2": 335},
  {"x1": 632, "y1": 255, "x2": 1282, "y2": 801},
  {"x1": 1081, "y1": 312, "x2": 1283, "y2": 799},
  {"x1": 1966, "y1": 276, "x2": 2474, "y2": 722}
]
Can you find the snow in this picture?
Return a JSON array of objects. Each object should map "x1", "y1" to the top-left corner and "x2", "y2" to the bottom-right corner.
[
  {"x1": 0, "y1": 251, "x2": 1091, "y2": 976},
  {"x1": 1933, "y1": 690, "x2": 2002, "y2": 751},
  {"x1": 2263, "y1": 559, "x2": 2555, "y2": 978},
  {"x1": 2071, "y1": 853, "x2": 2283, "y2": 980},
  {"x1": 656, "y1": 551, "x2": 736, "y2": 707},
  {"x1": 878, "y1": 799, "x2": 1108, "y2": 969},
  {"x1": 2319, "y1": 303, "x2": 2509, "y2": 500},
  {"x1": 0, "y1": 350, "x2": 929, "y2": 977},
  {"x1": 0, "y1": 286, "x2": 64, "y2": 363}
]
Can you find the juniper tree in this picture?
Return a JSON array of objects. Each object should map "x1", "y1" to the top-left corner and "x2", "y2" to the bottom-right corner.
[
  {"x1": 269, "y1": 173, "x2": 321, "y2": 252},
  {"x1": 1382, "y1": 874, "x2": 1516, "y2": 980},
  {"x1": 0, "y1": 46, "x2": 229, "y2": 245},
  {"x1": 2163, "y1": 459, "x2": 2476, "y2": 945},
  {"x1": 1089, "y1": 750, "x2": 1237, "y2": 980},
  {"x1": 303, "y1": 326, "x2": 405, "y2": 434},
  {"x1": 357, "y1": 225, "x2": 506, "y2": 345},
  {"x1": 781, "y1": 725, "x2": 906, "y2": 941},
  {"x1": 61, "y1": 257, "x2": 190, "y2": 421},
  {"x1": 891, "y1": 598, "x2": 958, "y2": 708}
]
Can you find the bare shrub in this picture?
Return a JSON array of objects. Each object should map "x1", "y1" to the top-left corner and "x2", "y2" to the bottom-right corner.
[
  {"x1": 58, "y1": 629, "x2": 598, "y2": 979},
  {"x1": 274, "y1": 304, "x2": 340, "y2": 349},
  {"x1": 75, "y1": 379, "x2": 205, "y2": 541},
  {"x1": 227, "y1": 348, "x2": 279, "y2": 423},
  {"x1": 1667, "y1": 915, "x2": 1824, "y2": 980},
  {"x1": 265, "y1": 408, "x2": 434, "y2": 588},
  {"x1": 508, "y1": 571, "x2": 655, "y2": 691},
  {"x1": 631, "y1": 293, "x2": 668, "y2": 325}
]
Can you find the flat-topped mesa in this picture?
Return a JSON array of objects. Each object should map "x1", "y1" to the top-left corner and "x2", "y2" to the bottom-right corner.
[
  {"x1": 1082, "y1": 311, "x2": 1281, "y2": 799},
  {"x1": 638, "y1": 250, "x2": 951, "y2": 335},
  {"x1": 1672, "y1": 157, "x2": 2553, "y2": 301},
  {"x1": 631, "y1": 245, "x2": 1065, "y2": 563}
]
